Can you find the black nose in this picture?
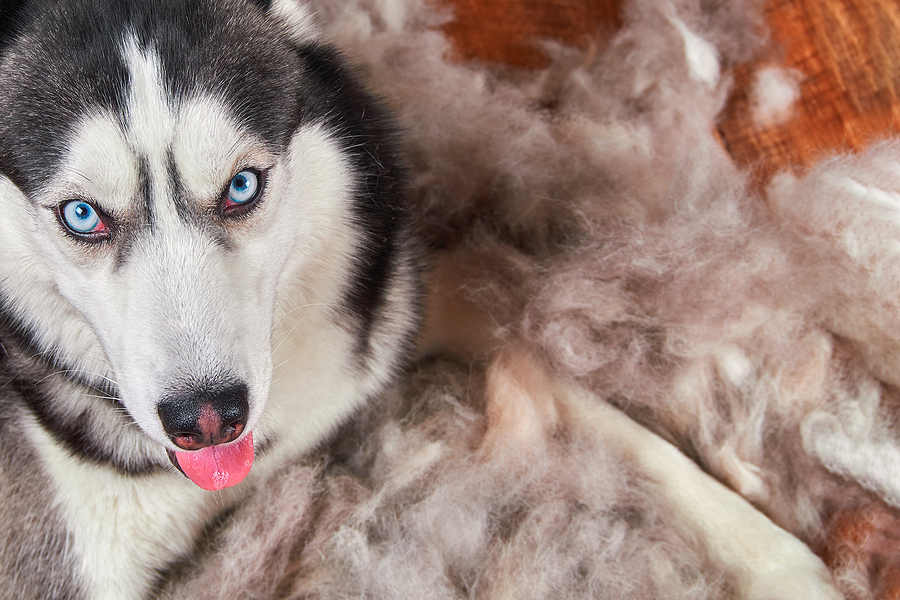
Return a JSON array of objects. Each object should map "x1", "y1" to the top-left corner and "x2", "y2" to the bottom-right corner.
[{"x1": 157, "y1": 383, "x2": 249, "y2": 451}]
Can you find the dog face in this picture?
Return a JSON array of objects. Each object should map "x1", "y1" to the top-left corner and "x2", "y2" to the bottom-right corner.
[{"x1": 0, "y1": 0, "x2": 418, "y2": 488}]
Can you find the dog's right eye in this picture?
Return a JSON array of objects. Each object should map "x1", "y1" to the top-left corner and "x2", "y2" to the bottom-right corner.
[
  {"x1": 220, "y1": 168, "x2": 264, "y2": 219},
  {"x1": 57, "y1": 200, "x2": 112, "y2": 241}
]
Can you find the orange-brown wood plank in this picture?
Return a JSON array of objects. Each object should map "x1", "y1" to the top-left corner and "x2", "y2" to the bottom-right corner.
[
  {"x1": 441, "y1": 0, "x2": 620, "y2": 68},
  {"x1": 439, "y1": 0, "x2": 900, "y2": 178},
  {"x1": 719, "y1": 0, "x2": 900, "y2": 177}
]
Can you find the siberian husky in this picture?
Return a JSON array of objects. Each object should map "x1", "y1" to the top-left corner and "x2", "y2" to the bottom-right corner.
[
  {"x1": 0, "y1": 1, "x2": 843, "y2": 599},
  {"x1": 0, "y1": 0, "x2": 420, "y2": 597}
]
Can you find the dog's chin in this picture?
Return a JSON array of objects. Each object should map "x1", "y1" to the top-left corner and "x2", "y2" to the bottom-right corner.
[{"x1": 166, "y1": 432, "x2": 255, "y2": 491}]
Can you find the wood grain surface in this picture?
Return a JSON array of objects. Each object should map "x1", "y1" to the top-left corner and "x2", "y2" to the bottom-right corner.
[
  {"x1": 720, "y1": 0, "x2": 900, "y2": 177},
  {"x1": 441, "y1": 0, "x2": 620, "y2": 68},
  {"x1": 440, "y1": 0, "x2": 900, "y2": 179}
]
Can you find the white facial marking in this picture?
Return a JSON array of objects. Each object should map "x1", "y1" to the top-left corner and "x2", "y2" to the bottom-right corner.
[{"x1": 122, "y1": 35, "x2": 175, "y2": 160}]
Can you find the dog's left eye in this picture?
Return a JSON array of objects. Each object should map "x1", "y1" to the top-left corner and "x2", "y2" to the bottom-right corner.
[
  {"x1": 58, "y1": 200, "x2": 112, "y2": 241},
  {"x1": 221, "y1": 169, "x2": 263, "y2": 218}
]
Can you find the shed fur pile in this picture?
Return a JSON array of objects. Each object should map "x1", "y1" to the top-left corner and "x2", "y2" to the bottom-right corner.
[{"x1": 163, "y1": 0, "x2": 900, "y2": 597}]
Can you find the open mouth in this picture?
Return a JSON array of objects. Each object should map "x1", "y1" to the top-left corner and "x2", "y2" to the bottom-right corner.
[{"x1": 166, "y1": 432, "x2": 255, "y2": 491}]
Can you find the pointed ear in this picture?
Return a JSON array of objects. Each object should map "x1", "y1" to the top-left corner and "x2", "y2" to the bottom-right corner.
[{"x1": 0, "y1": 0, "x2": 29, "y2": 56}]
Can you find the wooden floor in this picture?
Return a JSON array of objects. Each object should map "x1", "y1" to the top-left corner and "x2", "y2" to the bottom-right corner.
[{"x1": 440, "y1": 0, "x2": 900, "y2": 180}]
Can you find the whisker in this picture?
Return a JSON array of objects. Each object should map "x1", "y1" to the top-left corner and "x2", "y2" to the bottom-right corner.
[
  {"x1": 81, "y1": 393, "x2": 125, "y2": 404},
  {"x1": 43, "y1": 367, "x2": 121, "y2": 391},
  {"x1": 272, "y1": 302, "x2": 339, "y2": 332},
  {"x1": 271, "y1": 302, "x2": 338, "y2": 353},
  {"x1": 272, "y1": 315, "x2": 313, "y2": 354}
]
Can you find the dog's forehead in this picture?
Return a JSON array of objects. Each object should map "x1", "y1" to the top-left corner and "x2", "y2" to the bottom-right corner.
[
  {"x1": 0, "y1": 0, "x2": 301, "y2": 196},
  {"x1": 119, "y1": 36, "x2": 269, "y2": 200},
  {"x1": 55, "y1": 95, "x2": 258, "y2": 218}
]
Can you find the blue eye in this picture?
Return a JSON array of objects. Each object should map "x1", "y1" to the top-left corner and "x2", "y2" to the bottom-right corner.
[
  {"x1": 60, "y1": 200, "x2": 107, "y2": 236},
  {"x1": 227, "y1": 170, "x2": 260, "y2": 205}
]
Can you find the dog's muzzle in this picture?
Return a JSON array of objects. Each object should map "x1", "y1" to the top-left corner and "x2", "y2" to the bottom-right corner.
[{"x1": 158, "y1": 383, "x2": 255, "y2": 491}]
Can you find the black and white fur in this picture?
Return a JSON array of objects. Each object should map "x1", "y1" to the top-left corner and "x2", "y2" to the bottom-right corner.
[{"x1": 0, "y1": 0, "x2": 420, "y2": 597}]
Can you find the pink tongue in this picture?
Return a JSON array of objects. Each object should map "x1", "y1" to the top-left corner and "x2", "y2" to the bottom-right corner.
[{"x1": 175, "y1": 432, "x2": 254, "y2": 491}]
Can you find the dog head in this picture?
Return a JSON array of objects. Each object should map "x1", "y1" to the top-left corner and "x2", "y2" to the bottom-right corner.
[{"x1": 0, "y1": 0, "x2": 419, "y2": 489}]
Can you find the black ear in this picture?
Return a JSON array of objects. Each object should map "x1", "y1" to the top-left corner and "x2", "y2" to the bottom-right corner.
[{"x1": 0, "y1": 0, "x2": 29, "y2": 55}]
